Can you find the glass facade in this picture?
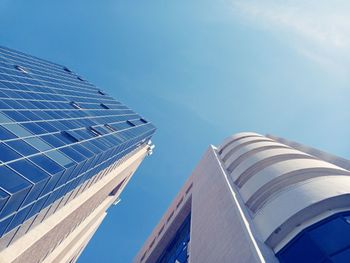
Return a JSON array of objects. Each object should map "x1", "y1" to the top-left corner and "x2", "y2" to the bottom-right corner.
[
  {"x1": 156, "y1": 214, "x2": 191, "y2": 263},
  {"x1": 0, "y1": 46, "x2": 155, "y2": 237},
  {"x1": 277, "y1": 211, "x2": 350, "y2": 263}
]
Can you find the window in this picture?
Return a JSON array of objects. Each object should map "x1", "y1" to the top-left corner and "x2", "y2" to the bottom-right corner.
[
  {"x1": 60, "y1": 146, "x2": 85, "y2": 163},
  {"x1": 126, "y1": 120, "x2": 135, "y2": 127},
  {"x1": 140, "y1": 118, "x2": 148, "y2": 124},
  {"x1": 71, "y1": 144, "x2": 94, "y2": 158},
  {"x1": 9, "y1": 159, "x2": 50, "y2": 184},
  {"x1": 61, "y1": 131, "x2": 80, "y2": 143},
  {"x1": 9, "y1": 160, "x2": 50, "y2": 206},
  {"x1": 26, "y1": 195, "x2": 48, "y2": 220},
  {"x1": 14, "y1": 65, "x2": 28, "y2": 74},
  {"x1": 0, "y1": 143, "x2": 22, "y2": 162},
  {"x1": 156, "y1": 214, "x2": 191, "y2": 263},
  {"x1": 98, "y1": 90, "x2": 106, "y2": 95},
  {"x1": 277, "y1": 212, "x2": 350, "y2": 263},
  {"x1": 22, "y1": 122, "x2": 47, "y2": 135},
  {"x1": 6, "y1": 204, "x2": 33, "y2": 234},
  {"x1": 91, "y1": 125, "x2": 108, "y2": 135},
  {"x1": 104, "y1": 124, "x2": 116, "y2": 132},
  {"x1": 40, "y1": 134, "x2": 65, "y2": 148},
  {"x1": 63, "y1": 67, "x2": 72, "y2": 73},
  {"x1": 0, "y1": 45, "x2": 156, "y2": 239},
  {"x1": 3, "y1": 123, "x2": 32, "y2": 137},
  {"x1": 0, "y1": 165, "x2": 32, "y2": 195},
  {"x1": 29, "y1": 154, "x2": 64, "y2": 175},
  {"x1": 100, "y1": 103, "x2": 110, "y2": 109},
  {"x1": 3, "y1": 111, "x2": 29, "y2": 122},
  {"x1": 0, "y1": 215, "x2": 15, "y2": 237},
  {"x1": 45, "y1": 150, "x2": 75, "y2": 168},
  {"x1": 88, "y1": 126, "x2": 102, "y2": 137},
  {"x1": 0, "y1": 125, "x2": 16, "y2": 140},
  {"x1": 70, "y1": 101, "x2": 82, "y2": 110},
  {"x1": 109, "y1": 179, "x2": 126, "y2": 196},
  {"x1": 25, "y1": 137, "x2": 53, "y2": 152},
  {"x1": 0, "y1": 112, "x2": 14, "y2": 124},
  {"x1": 6, "y1": 140, "x2": 39, "y2": 156}
]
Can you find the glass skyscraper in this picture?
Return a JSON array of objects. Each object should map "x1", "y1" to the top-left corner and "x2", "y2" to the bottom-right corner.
[
  {"x1": 0, "y1": 46, "x2": 155, "y2": 263},
  {"x1": 135, "y1": 132, "x2": 350, "y2": 263}
]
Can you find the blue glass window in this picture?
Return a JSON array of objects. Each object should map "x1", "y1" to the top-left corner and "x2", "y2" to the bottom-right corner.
[
  {"x1": 100, "y1": 103, "x2": 110, "y2": 109},
  {"x1": 277, "y1": 212, "x2": 350, "y2": 263},
  {"x1": 40, "y1": 134, "x2": 65, "y2": 148},
  {"x1": 0, "y1": 214, "x2": 15, "y2": 237},
  {"x1": 6, "y1": 203, "x2": 33, "y2": 232},
  {"x1": 9, "y1": 159, "x2": 50, "y2": 205},
  {"x1": 0, "y1": 143, "x2": 22, "y2": 162},
  {"x1": 0, "y1": 125, "x2": 16, "y2": 140},
  {"x1": 0, "y1": 189, "x2": 9, "y2": 214},
  {"x1": 156, "y1": 214, "x2": 191, "y2": 263},
  {"x1": 3, "y1": 111, "x2": 29, "y2": 122},
  {"x1": 26, "y1": 195, "x2": 49, "y2": 220},
  {"x1": 0, "y1": 45, "x2": 156, "y2": 237},
  {"x1": 61, "y1": 131, "x2": 79, "y2": 143},
  {"x1": 3, "y1": 123, "x2": 32, "y2": 137},
  {"x1": 0, "y1": 165, "x2": 32, "y2": 217},
  {"x1": 25, "y1": 137, "x2": 53, "y2": 151},
  {"x1": 45, "y1": 150, "x2": 75, "y2": 168},
  {"x1": 6, "y1": 140, "x2": 39, "y2": 156},
  {"x1": 29, "y1": 154, "x2": 64, "y2": 175},
  {"x1": 21, "y1": 122, "x2": 47, "y2": 135}
]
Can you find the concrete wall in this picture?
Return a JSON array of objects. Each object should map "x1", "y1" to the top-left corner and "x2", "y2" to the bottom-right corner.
[
  {"x1": 189, "y1": 146, "x2": 277, "y2": 263},
  {"x1": 135, "y1": 144, "x2": 277, "y2": 263},
  {"x1": 136, "y1": 132, "x2": 350, "y2": 263},
  {"x1": 219, "y1": 132, "x2": 350, "y2": 252}
]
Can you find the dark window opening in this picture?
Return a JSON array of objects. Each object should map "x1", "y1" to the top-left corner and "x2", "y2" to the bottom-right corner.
[
  {"x1": 98, "y1": 90, "x2": 106, "y2": 95},
  {"x1": 126, "y1": 120, "x2": 136, "y2": 127},
  {"x1": 77, "y1": 76, "x2": 85, "y2": 81},
  {"x1": 63, "y1": 67, "x2": 72, "y2": 73},
  {"x1": 104, "y1": 124, "x2": 116, "y2": 132},
  {"x1": 100, "y1": 103, "x2": 110, "y2": 109},
  {"x1": 88, "y1": 127, "x2": 102, "y2": 137},
  {"x1": 110, "y1": 178, "x2": 126, "y2": 196},
  {"x1": 140, "y1": 118, "x2": 148, "y2": 124},
  {"x1": 70, "y1": 101, "x2": 82, "y2": 109},
  {"x1": 14, "y1": 65, "x2": 28, "y2": 74},
  {"x1": 91, "y1": 126, "x2": 108, "y2": 135},
  {"x1": 61, "y1": 131, "x2": 80, "y2": 143}
]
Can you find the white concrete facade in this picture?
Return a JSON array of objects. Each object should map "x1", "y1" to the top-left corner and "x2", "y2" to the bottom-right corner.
[{"x1": 134, "y1": 132, "x2": 350, "y2": 263}]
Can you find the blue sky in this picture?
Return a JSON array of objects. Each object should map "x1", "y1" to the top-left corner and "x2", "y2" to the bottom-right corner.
[{"x1": 1, "y1": 0, "x2": 350, "y2": 262}]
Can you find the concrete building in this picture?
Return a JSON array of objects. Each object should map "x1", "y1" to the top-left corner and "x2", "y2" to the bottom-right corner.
[
  {"x1": 0, "y1": 46, "x2": 156, "y2": 263},
  {"x1": 134, "y1": 132, "x2": 350, "y2": 263}
]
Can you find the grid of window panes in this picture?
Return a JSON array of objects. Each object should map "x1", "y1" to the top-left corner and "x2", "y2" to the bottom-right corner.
[
  {"x1": 277, "y1": 211, "x2": 350, "y2": 263},
  {"x1": 156, "y1": 214, "x2": 191, "y2": 263},
  {"x1": 0, "y1": 46, "x2": 155, "y2": 237}
]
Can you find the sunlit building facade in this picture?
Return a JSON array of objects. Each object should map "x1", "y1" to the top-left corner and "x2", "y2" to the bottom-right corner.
[
  {"x1": 134, "y1": 132, "x2": 350, "y2": 263},
  {"x1": 0, "y1": 46, "x2": 156, "y2": 263}
]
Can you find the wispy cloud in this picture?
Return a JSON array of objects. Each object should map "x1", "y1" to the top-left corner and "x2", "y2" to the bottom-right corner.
[{"x1": 230, "y1": 0, "x2": 350, "y2": 73}]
